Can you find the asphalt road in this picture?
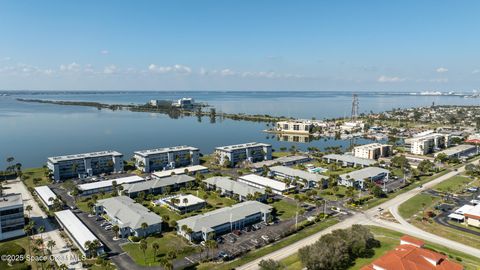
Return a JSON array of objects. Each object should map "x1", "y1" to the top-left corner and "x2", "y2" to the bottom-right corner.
[{"x1": 237, "y1": 160, "x2": 480, "y2": 270}]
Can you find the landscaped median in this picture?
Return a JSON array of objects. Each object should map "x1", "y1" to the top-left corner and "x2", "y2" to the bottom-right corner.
[
  {"x1": 196, "y1": 218, "x2": 339, "y2": 270},
  {"x1": 277, "y1": 226, "x2": 480, "y2": 270}
]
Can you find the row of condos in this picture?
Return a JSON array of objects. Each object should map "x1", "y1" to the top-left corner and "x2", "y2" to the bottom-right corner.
[
  {"x1": 133, "y1": 145, "x2": 200, "y2": 173},
  {"x1": 215, "y1": 142, "x2": 272, "y2": 167},
  {"x1": 47, "y1": 150, "x2": 124, "y2": 181},
  {"x1": 353, "y1": 143, "x2": 392, "y2": 160},
  {"x1": 405, "y1": 132, "x2": 450, "y2": 155}
]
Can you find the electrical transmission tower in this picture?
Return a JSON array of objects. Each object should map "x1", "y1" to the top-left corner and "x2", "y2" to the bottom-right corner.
[{"x1": 351, "y1": 93, "x2": 359, "y2": 120}]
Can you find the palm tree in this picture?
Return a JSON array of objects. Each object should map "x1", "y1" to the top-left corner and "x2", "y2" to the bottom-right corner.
[
  {"x1": 26, "y1": 205, "x2": 33, "y2": 218},
  {"x1": 152, "y1": 242, "x2": 160, "y2": 262},
  {"x1": 89, "y1": 240, "x2": 101, "y2": 257},
  {"x1": 139, "y1": 239, "x2": 148, "y2": 264},
  {"x1": 84, "y1": 240, "x2": 92, "y2": 258},
  {"x1": 141, "y1": 222, "x2": 148, "y2": 237},
  {"x1": 205, "y1": 240, "x2": 218, "y2": 259},
  {"x1": 47, "y1": 240, "x2": 56, "y2": 255},
  {"x1": 112, "y1": 225, "x2": 120, "y2": 239}
]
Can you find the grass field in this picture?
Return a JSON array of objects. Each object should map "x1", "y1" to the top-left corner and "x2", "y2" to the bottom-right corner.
[
  {"x1": 398, "y1": 193, "x2": 438, "y2": 219},
  {"x1": 271, "y1": 199, "x2": 298, "y2": 220},
  {"x1": 22, "y1": 167, "x2": 52, "y2": 189},
  {"x1": 278, "y1": 226, "x2": 480, "y2": 270},
  {"x1": 433, "y1": 175, "x2": 474, "y2": 193},
  {"x1": 0, "y1": 236, "x2": 38, "y2": 270},
  {"x1": 122, "y1": 232, "x2": 199, "y2": 266}
]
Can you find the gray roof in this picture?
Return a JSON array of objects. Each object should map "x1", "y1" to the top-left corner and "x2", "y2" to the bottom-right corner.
[
  {"x1": 134, "y1": 145, "x2": 198, "y2": 157},
  {"x1": 270, "y1": 165, "x2": 327, "y2": 182},
  {"x1": 250, "y1": 155, "x2": 310, "y2": 169},
  {"x1": 177, "y1": 201, "x2": 272, "y2": 233},
  {"x1": 48, "y1": 150, "x2": 122, "y2": 163},
  {"x1": 323, "y1": 154, "x2": 376, "y2": 166},
  {"x1": 124, "y1": 174, "x2": 195, "y2": 194},
  {"x1": 340, "y1": 167, "x2": 390, "y2": 180},
  {"x1": 435, "y1": 144, "x2": 477, "y2": 157},
  {"x1": 216, "y1": 142, "x2": 271, "y2": 152},
  {"x1": 203, "y1": 177, "x2": 265, "y2": 197},
  {"x1": 96, "y1": 196, "x2": 162, "y2": 229},
  {"x1": 0, "y1": 193, "x2": 23, "y2": 208}
]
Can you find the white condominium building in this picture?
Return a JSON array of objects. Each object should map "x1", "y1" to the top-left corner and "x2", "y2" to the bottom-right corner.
[
  {"x1": 353, "y1": 143, "x2": 392, "y2": 159},
  {"x1": 406, "y1": 133, "x2": 450, "y2": 155},
  {"x1": 47, "y1": 150, "x2": 124, "y2": 182},
  {"x1": 0, "y1": 194, "x2": 25, "y2": 241},
  {"x1": 276, "y1": 120, "x2": 314, "y2": 134},
  {"x1": 215, "y1": 142, "x2": 272, "y2": 167},
  {"x1": 133, "y1": 145, "x2": 200, "y2": 172}
]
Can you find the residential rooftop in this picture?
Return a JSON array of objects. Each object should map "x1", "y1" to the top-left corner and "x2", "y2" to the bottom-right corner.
[
  {"x1": 34, "y1": 186, "x2": 57, "y2": 206},
  {"x1": 434, "y1": 144, "x2": 477, "y2": 157},
  {"x1": 96, "y1": 196, "x2": 162, "y2": 229},
  {"x1": 0, "y1": 193, "x2": 23, "y2": 208},
  {"x1": 134, "y1": 145, "x2": 199, "y2": 157},
  {"x1": 239, "y1": 174, "x2": 294, "y2": 192},
  {"x1": 270, "y1": 165, "x2": 327, "y2": 183},
  {"x1": 340, "y1": 167, "x2": 389, "y2": 180},
  {"x1": 215, "y1": 142, "x2": 270, "y2": 152},
  {"x1": 250, "y1": 155, "x2": 310, "y2": 169},
  {"x1": 77, "y1": 175, "x2": 145, "y2": 192},
  {"x1": 48, "y1": 150, "x2": 122, "y2": 163},
  {"x1": 177, "y1": 201, "x2": 272, "y2": 233},
  {"x1": 152, "y1": 165, "x2": 208, "y2": 178},
  {"x1": 54, "y1": 210, "x2": 102, "y2": 250},
  {"x1": 203, "y1": 176, "x2": 265, "y2": 197},
  {"x1": 124, "y1": 174, "x2": 195, "y2": 194},
  {"x1": 323, "y1": 153, "x2": 376, "y2": 166}
]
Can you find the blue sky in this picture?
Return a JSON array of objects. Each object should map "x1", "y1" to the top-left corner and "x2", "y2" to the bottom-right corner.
[{"x1": 1, "y1": 1, "x2": 480, "y2": 91}]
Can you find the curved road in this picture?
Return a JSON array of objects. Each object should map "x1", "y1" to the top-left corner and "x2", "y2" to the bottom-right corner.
[{"x1": 238, "y1": 161, "x2": 480, "y2": 270}]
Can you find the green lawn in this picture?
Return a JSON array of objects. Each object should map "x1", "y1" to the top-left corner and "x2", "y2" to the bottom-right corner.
[
  {"x1": 434, "y1": 175, "x2": 473, "y2": 193},
  {"x1": 271, "y1": 199, "x2": 298, "y2": 220},
  {"x1": 278, "y1": 226, "x2": 480, "y2": 270},
  {"x1": 0, "y1": 236, "x2": 36, "y2": 270},
  {"x1": 76, "y1": 193, "x2": 113, "y2": 213},
  {"x1": 398, "y1": 193, "x2": 438, "y2": 219},
  {"x1": 196, "y1": 219, "x2": 339, "y2": 270},
  {"x1": 122, "y1": 232, "x2": 199, "y2": 266},
  {"x1": 22, "y1": 167, "x2": 52, "y2": 189}
]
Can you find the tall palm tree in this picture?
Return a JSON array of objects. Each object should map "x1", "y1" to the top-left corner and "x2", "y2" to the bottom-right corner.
[
  {"x1": 139, "y1": 239, "x2": 148, "y2": 264},
  {"x1": 25, "y1": 205, "x2": 33, "y2": 218},
  {"x1": 152, "y1": 242, "x2": 160, "y2": 262},
  {"x1": 141, "y1": 222, "x2": 148, "y2": 237},
  {"x1": 112, "y1": 225, "x2": 120, "y2": 239},
  {"x1": 84, "y1": 240, "x2": 92, "y2": 258},
  {"x1": 47, "y1": 240, "x2": 56, "y2": 255}
]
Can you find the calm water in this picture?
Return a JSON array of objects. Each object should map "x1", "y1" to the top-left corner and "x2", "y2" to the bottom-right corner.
[{"x1": 1, "y1": 91, "x2": 479, "y2": 168}]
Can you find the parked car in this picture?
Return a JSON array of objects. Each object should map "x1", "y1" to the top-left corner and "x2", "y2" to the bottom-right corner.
[
  {"x1": 252, "y1": 224, "x2": 261, "y2": 230},
  {"x1": 232, "y1": 230, "x2": 242, "y2": 236},
  {"x1": 261, "y1": 235, "x2": 270, "y2": 242}
]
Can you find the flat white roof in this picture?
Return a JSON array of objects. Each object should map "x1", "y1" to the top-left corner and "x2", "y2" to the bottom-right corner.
[
  {"x1": 163, "y1": 194, "x2": 205, "y2": 207},
  {"x1": 134, "y1": 145, "x2": 199, "y2": 157},
  {"x1": 455, "y1": 204, "x2": 475, "y2": 215},
  {"x1": 34, "y1": 186, "x2": 57, "y2": 206},
  {"x1": 448, "y1": 213, "x2": 464, "y2": 220},
  {"x1": 152, "y1": 165, "x2": 208, "y2": 178},
  {"x1": 48, "y1": 150, "x2": 122, "y2": 163},
  {"x1": 216, "y1": 142, "x2": 271, "y2": 152},
  {"x1": 78, "y1": 175, "x2": 144, "y2": 191},
  {"x1": 54, "y1": 210, "x2": 102, "y2": 251},
  {"x1": 239, "y1": 174, "x2": 294, "y2": 192}
]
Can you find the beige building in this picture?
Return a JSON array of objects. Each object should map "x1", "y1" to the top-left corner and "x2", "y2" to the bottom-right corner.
[
  {"x1": 405, "y1": 133, "x2": 450, "y2": 155},
  {"x1": 353, "y1": 143, "x2": 392, "y2": 159},
  {"x1": 276, "y1": 120, "x2": 314, "y2": 134}
]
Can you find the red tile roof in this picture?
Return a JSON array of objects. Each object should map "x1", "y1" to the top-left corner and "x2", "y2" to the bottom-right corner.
[
  {"x1": 400, "y1": 235, "x2": 425, "y2": 247},
  {"x1": 361, "y1": 236, "x2": 463, "y2": 270}
]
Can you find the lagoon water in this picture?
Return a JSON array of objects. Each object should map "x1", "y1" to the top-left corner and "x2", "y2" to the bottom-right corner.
[{"x1": 1, "y1": 91, "x2": 479, "y2": 168}]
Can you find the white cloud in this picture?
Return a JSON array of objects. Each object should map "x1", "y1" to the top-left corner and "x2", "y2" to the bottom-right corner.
[
  {"x1": 436, "y1": 67, "x2": 448, "y2": 73},
  {"x1": 377, "y1": 75, "x2": 406, "y2": 83},
  {"x1": 60, "y1": 62, "x2": 80, "y2": 72},
  {"x1": 148, "y1": 64, "x2": 192, "y2": 74},
  {"x1": 103, "y1": 65, "x2": 117, "y2": 74},
  {"x1": 100, "y1": 50, "x2": 109, "y2": 55},
  {"x1": 472, "y1": 69, "x2": 480, "y2": 74}
]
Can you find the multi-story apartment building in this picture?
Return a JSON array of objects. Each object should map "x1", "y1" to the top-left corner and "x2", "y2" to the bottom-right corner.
[
  {"x1": 215, "y1": 142, "x2": 272, "y2": 167},
  {"x1": 133, "y1": 145, "x2": 200, "y2": 172},
  {"x1": 0, "y1": 194, "x2": 25, "y2": 241},
  {"x1": 276, "y1": 120, "x2": 314, "y2": 134},
  {"x1": 353, "y1": 143, "x2": 392, "y2": 160},
  {"x1": 405, "y1": 133, "x2": 450, "y2": 155},
  {"x1": 47, "y1": 150, "x2": 124, "y2": 181}
]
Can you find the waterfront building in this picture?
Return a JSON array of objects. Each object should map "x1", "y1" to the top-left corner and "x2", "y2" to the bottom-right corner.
[
  {"x1": 94, "y1": 196, "x2": 162, "y2": 238},
  {"x1": 172, "y1": 98, "x2": 194, "y2": 108},
  {"x1": 0, "y1": 193, "x2": 25, "y2": 241},
  {"x1": 77, "y1": 175, "x2": 145, "y2": 196},
  {"x1": 269, "y1": 165, "x2": 327, "y2": 188},
  {"x1": 133, "y1": 145, "x2": 200, "y2": 172},
  {"x1": 353, "y1": 143, "x2": 392, "y2": 160},
  {"x1": 47, "y1": 150, "x2": 123, "y2": 181},
  {"x1": 155, "y1": 194, "x2": 206, "y2": 214},
  {"x1": 323, "y1": 154, "x2": 376, "y2": 167},
  {"x1": 34, "y1": 185, "x2": 57, "y2": 209},
  {"x1": 152, "y1": 165, "x2": 208, "y2": 178},
  {"x1": 54, "y1": 210, "x2": 104, "y2": 256},
  {"x1": 215, "y1": 142, "x2": 272, "y2": 167},
  {"x1": 338, "y1": 167, "x2": 390, "y2": 189},
  {"x1": 434, "y1": 144, "x2": 479, "y2": 159},
  {"x1": 203, "y1": 176, "x2": 266, "y2": 201},
  {"x1": 405, "y1": 133, "x2": 450, "y2": 155},
  {"x1": 123, "y1": 174, "x2": 195, "y2": 198},
  {"x1": 340, "y1": 121, "x2": 364, "y2": 131},
  {"x1": 176, "y1": 201, "x2": 272, "y2": 242},
  {"x1": 238, "y1": 174, "x2": 295, "y2": 195},
  {"x1": 275, "y1": 120, "x2": 314, "y2": 134}
]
